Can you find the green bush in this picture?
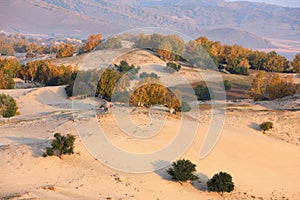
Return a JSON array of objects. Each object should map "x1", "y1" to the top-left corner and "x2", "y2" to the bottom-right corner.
[
  {"x1": 194, "y1": 84, "x2": 212, "y2": 100},
  {"x1": 260, "y1": 121, "x2": 273, "y2": 132},
  {"x1": 165, "y1": 62, "x2": 181, "y2": 73},
  {"x1": 180, "y1": 101, "x2": 191, "y2": 112},
  {"x1": 139, "y1": 72, "x2": 159, "y2": 79},
  {"x1": 223, "y1": 80, "x2": 232, "y2": 91},
  {"x1": 207, "y1": 172, "x2": 235, "y2": 193},
  {"x1": 43, "y1": 133, "x2": 75, "y2": 158},
  {"x1": 0, "y1": 94, "x2": 18, "y2": 118},
  {"x1": 166, "y1": 159, "x2": 198, "y2": 182}
]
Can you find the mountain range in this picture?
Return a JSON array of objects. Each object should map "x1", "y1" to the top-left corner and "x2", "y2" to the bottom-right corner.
[{"x1": 0, "y1": 0, "x2": 299, "y2": 50}]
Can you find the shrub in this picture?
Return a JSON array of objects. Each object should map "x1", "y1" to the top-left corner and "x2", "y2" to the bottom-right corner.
[
  {"x1": 260, "y1": 121, "x2": 273, "y2": 132},
  {"x1": 194, "y1": 84, "x2": 212, "y2": 100},
  {"x1": 165, "y1": 62, "x2": 181, "y2": 73},
  {"x1": 139, "y1": 72, "x2": 159, "y2": 79},
  {"x1": 43, "y1": 133, "x2": 75, "y2": 158},
  {"x1": 207, "y1": 172, "x2": 235, "y2": 193},
  {"x1": 223, "y1": 80, "x2": 232, "y2": 91},
  {"x1": 180, "y1": 101, "x2": 191, "y2": 112},
  {"x1": 0, "y1": 94, "x2": 18, "y2": 118},
  {"x1": 166, "y1": 159, "x2": 198, "y2": 182}
]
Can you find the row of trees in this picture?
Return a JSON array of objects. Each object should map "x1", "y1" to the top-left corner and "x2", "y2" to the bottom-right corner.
[
  {"x1": 195, "y1": 36, "x2": 300, "y2": 73},
  {"x1": 131, "y1": 33, "x2": 300, "y2": 74},
  {"x1": 0, "y1": 58, "x2": 77, "y2": 89}
]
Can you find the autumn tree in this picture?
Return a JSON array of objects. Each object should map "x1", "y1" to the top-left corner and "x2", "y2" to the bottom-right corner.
[
  {"x1": 82, "y1": 34, "x2": 102, "y2": 53},
  {"x1": 248, "y1": 71, "x2": 267, "y2": 101},
  {"x1": 56, "y1": 44, "x2": 74, "y2": 58},
  {"x1": 0, "y1": 58, "x2": 20, "y2": 89},
  {"x1": 249, "y1": 71, "x2": 297, "y2": 101},
  {"x1": 291, "y1": 53, "x2": 300, "y2": 73},
  {"x1": 263, "y1": 51, "x2": 289, "y2": 72}
]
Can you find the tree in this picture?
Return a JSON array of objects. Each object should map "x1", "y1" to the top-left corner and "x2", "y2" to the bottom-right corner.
[
  {"x1": 43, "y1": 133, "x2": 75, "y2": 159},
  {"x1": 248, "y1": 72, "x2": 297, "y2": 101},
  {"x1": 265, "y1": 74, "x2": 297, "y2": 99},
  {"x1": 56, "y1": 44, "x2": 74, "y2": 58},
  {"x1": 263, "y1": 51, "x2": 289, "y2": 72},
  {"x1": 166, "y1": 159, "x2": 198, "y2": 182},
  {"x1": 248, "y1": 71, "x2": 267, "y2": 101},
  {"x1": 0, "y1": 94, "x2": 18, "y2": 118},
  {"x1": 291, "y1": 53, "x2": 300, "y2": 73},
  {"x1": 194, "y1": 84, "x2": 212, "y2": 100},
  {"x1": 207, "y1": 172, "x2": 235, "y2": 193},
  {"x1": 82, "y1": 34, "x2": 102, "y2": 53}
]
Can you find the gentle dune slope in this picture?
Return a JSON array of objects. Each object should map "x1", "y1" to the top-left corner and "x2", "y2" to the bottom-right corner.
[{"x1": 0, "y1": 86, "x2": 300, "y2": 199}]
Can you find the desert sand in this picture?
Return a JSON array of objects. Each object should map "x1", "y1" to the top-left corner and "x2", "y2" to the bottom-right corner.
[{"x1": 1, "y1": 84, "x2": 300, "y2": 200}]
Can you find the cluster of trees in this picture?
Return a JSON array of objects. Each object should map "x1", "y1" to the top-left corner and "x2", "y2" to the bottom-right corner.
[
  {"x1": 20, "y1": 60, "x2": 77, "y2": 86},
  {"x1": 0, "y1": 94, "x2": 18, "y2": 118},
  {"x1": 167, "y1": 159, "x2": 234, "y2": 193},
  {"x1": 248, "y1": 71, "x2": 298, "y2": 101},
  {"x1": 134, "y1": 34, "x2": 185, "y2": 61},
  {"x1": 56, "y1": 44, "x2": 75, "y2": 58},
  {"x1": 0, "y1": 58, "x2": 77, "y2": 89},
  {"x1": 97, "y1": 36, "x2": 122, "y2": 50},
  {"x1": 195, "y1": 36, "x2": 300, "y2": 74}
]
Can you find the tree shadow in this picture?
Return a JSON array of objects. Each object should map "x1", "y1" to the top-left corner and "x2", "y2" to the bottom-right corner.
[
  {"x1": 152, "y1": 160, "x2": 172, "y2": 180},
  {"x1": 5, "y1": 136, "x2": 50, "y2": 158},
  {"x1": 190, "y1": 173, "x2": 209, "y2": 191},
  {"x1": 248, "y1": 122, "x2": 260, "y2": 131}
]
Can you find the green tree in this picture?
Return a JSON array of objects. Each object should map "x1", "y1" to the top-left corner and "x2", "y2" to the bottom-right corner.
[
  {"x1": 207, "y1": 172, "x2": 235, "y2": 193},
  {"x1": 43, "y1": 133, "x2": 75, "y2": 159},
  {"x1": 166, "y1": 159, "x2": 198, "y2": 182},
  {"x1": 0, "y1": 94, "x2": 18, "y2": 118},
  {"x1": 194, "y1": 84, "x2": 212, "y2": 100}
]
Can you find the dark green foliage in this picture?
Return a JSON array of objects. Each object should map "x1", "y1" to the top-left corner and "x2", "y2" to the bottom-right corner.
[
  {"x1": 194, "y1": 84, "x2": 212, "y2": 100},
  {"x1": 227, "y1": 66, "x2": 249, "y2": 75},
  {"x1": 180, "y1": 101, "x2": 191, "y2": 112},
  {"x1": 207, "y1": 172, "x2": 235, "y2": 193},
  {"x1": 44, "y1": 133, "x2": 75, "y2": 158},
  {"x1": 223, "y1": 80, "x2": 232, "y2": 91},
  {"x1": 166, "y1": 159, "x2": 198, "y2": 182},
  {"x1": 139, "y1": 72, "x2": 159, "y2": 79},
  {"x1": 260, "y1": 121, "x2": 273, "y2": 132},
  {"x1": 115, "y1": 60, "x2": 135, "y2": 73},
  {"x1": 165, "y1": 62, "x2": 181, "y2": 73},
  {"x1": 0, "y1": 94, "x2": 18, "y2": 118}
]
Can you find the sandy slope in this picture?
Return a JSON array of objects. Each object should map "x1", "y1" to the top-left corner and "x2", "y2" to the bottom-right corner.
[{"x1": 0, "y1": 86, "x2": 300, "y2": 199}]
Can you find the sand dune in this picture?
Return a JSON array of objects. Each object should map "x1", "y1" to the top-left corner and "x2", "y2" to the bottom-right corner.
[{"x1": 0, "y1": 86, "x2": 300, "y2": 199}]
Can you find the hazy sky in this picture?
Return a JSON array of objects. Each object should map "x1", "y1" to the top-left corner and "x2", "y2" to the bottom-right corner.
[{"x1": 226, "y1": 0, "x2": 300, "y2": 7}]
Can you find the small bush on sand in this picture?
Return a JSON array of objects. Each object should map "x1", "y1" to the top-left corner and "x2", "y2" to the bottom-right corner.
[
  {"x1": 260, "y1": 121, "x2": 273, "y2": 132},
  {"x1": 207, "y1": 172, "x2": 235, "y2": 193},
  {"x1": 43, "y1": 133, "x2": 75, "y2": 158},
  {"x1": 166, "y1": 159, "x2": 198, "y2": 182}
]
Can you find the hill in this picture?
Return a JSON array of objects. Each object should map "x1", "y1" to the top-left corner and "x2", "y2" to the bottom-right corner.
[{"x1": 0, "y1": 0, "x2": 299, "y2": 50}]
